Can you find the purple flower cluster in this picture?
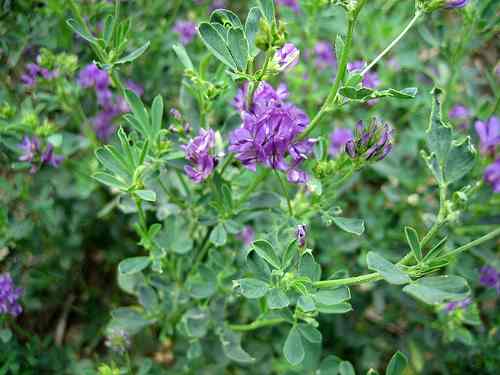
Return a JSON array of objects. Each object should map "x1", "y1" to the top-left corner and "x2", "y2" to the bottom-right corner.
[
  {"x1": 274, "y1": 43, "x2": 300, "y2": 72},
  {"x1": 0, "y1": 273, "x2": 23, "y2": 317},
  {"x1": 229, "y1": 82, "x2": 315, "y2": 184},
  {"x1": 314, "y1": 41, "x2": 336, "y2": 70},
  {"x1": 183, "y1": 128, "x2": 217, "y2": 183},
  {"x1": 445, "y1": 0, "x2": 469, "y2": 8},
  {"x1": 449, "y1": 104, "x2": 471, "y2": 130},
  {"x1": 277, "y1": 0, "x2": 300, "y2": 13},
  {"x1": 21, "y1": 63, "x2": 58, "y2": 87},
  {"x1": 173, "y1": 20, "x2": 197, "y2": 45},
  {"x1": 78, "y1": 64, "x2": 143, "y2": 141},
  {"x1": 105, "y1": 328, "x2": 131, "y2": 354},
  {"x1": 18, "y1": 136, "x2": 64, "y2": 173},
  {"x1": 479, "y1": 266, "x2": 500, "y2": 292},
  {"x1": 345, "y1": 120, "x2": 393, "y2": 161},
  {"x1": 329, "y1": 128, "x2": 353, "y2": 156},
  {"x1": 444, "y1": 297, "x2": 471, "y2": 313},
  {"x1": 475, "y1": 116, "x2": 500, "y2": 156}
]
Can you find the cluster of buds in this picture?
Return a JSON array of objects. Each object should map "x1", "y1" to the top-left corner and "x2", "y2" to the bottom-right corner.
[
  {"x1": 38, "y1": 48, "x2": 78, "y2": 75},
  {"x1": 417, "y1": 0, "x2": 470, "y2": 13},
  {"x1": 345, "y1": 119, "x2": 393, "y2": 162},
  {"x1": 104, "y1": 328, "x2": 131, "y2": 355},
  {"x1": 255, "y1": 17, "x2": 287, "y2": 52}
]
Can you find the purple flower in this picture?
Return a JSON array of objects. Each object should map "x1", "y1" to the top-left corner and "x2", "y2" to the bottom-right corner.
[
  {"x1": 238, "y1": 226, "x2": 255, "y2": 246},
  {"x1": 329, "y1": 128, "x2": 354, "y2": 156},
  {"x1": 479, "y1": 266, "x2": 500, "y2": 292},
  {"x1": 170, "y1": 108, "x2": 182, "y2": 120},
  {"x1": 105, "y1": 328, "x2": 131, "y2": 355},
  {"x1": 277, "y1": 0, "x2": 300, "y2": 13},
  {"x1": 448, "y1": 105, "x2": 470, "y2": 120},
  {"x1": 41, "y1": 144, "x2": 64, "y2": 168},
  {"x1": 444, "y1": 297, "x2": 472, "y2": 313},
  {"x1": 173, "y1": 20, "x2": 197, "y2": 45},
  {"x1": 475, "y1": 117, "x2": 500, "y2": 155},
  {"x1": 18, "y1": 136, "x2": 40, "y2": 163},
  {"x1": 183, "y1": 128, "x2": 217, "y2": 183},
  {"x1": 77, "y1": 63, "x2": 109, "y2": 90},
  {"x1": 296, "y1": 224, "x2": 307, "y2": 247},
  {"x1": 314, "y1": 41, "x2": 336, "y2": 70},
  {"x1": 445, "y1": 0, "x2": 469, "y2": 8},
  {"x1": 345, "y1": 120, "x2": 393, "y2": 161},
  {"x1": 229, "y1": 82, "x2": 314, "y2": 183},
  {"x1": 0, "y1": 273, "x2": 23, "y2": 317},
  {"x1": 209, "y1": 0, "x2": 227, "y2": 12},
  {"x1": 274, "y1": 43, "x2": 300, "y2": 72},
  {"x1": 21, "y1": 63, "x2": 57, "y2": 87},
  {"x1": 484, "y1": 159, "x2": 500, "y2": 193}
]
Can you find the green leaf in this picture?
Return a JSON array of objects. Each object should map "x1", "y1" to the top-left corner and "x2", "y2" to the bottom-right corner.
[
  {"x1": 172, "y1": 44, "x2": 194, "y2": 70},
  {"x1": 335, "y1": 36, "x2": 344, "y2": 69},
  {"x1": 227, "y1": 27, "x2": 249, "y2": 72},
  {"x1": 403, "y1": 275, "x2": 470, "y2": 305},
  {"x1": 210, "y1": 9, "x2": 243, "y2": 28},
  {"x1": 316, "y1": 302, "x2": 352, "y2": 314},
  {"x1": 367, "y1": 252, "x2": 411, "y2": 285},
  {"x1": 426, "y1": 88, "x2": 452, "y2": 167},
  {"x1": 297, "y1": 324, "x2": 322, "y2": 343},
  {"x1": 318, "y1": 356, "x2": 341, "y2": 375},
  {"x1": 444, "y1": 137, "x2": 476, "y2": 183},
  {"x1": 339, "y1": 361, "x2": 355, "y2": 375},
  {"x1": 237, "y1": 278, "x2": 269, "y2": 298},
  {"x1": 135, "y1": 190, "x2": 157, "y2": 202},
  {"x1": 138, "y1": 285, "x2": 158, "y2": 311},
  {"x1": 114, "y1": 41, "x2": 150, "y2": 65},
  {"x1": 124, "y1": 89, "x2": 149, "y2": 130},
  {"x1": 118, "y1": 256, "x2": 151, "y2": 275},
  {"x1": 180, "y1": 308, "x2": 209, "y2": 338},
  {"x1": 299, "y1": 253, "x2": 321, "y2": 282},
  {"x1": 151, "y1": 95, "x2": 164, "y2": 136},
  {"x1": 0, "y1": 329, "x2": 12, "y2": 343},
  {"x1": 103, "y1": 15, "x2": 114, "y2": 46},
  {"x1": 266, "y1": 288, "x2": 290, "y2": 309},
  {"x1": 210, "y1": 223, "x2": 227, "y2": 247},
  {"x1": 313, "y1": 287, "x2": 351, "y2": 305},
  {"x1": 258, "y1": 0, "x2": 275, "y2": 23},
  {"x1": 386, "y1": 351, "x2": 408, "y2": 375},
  {"x1": 423, "y1": 237, "x2": 448, "y2": 262},
  {"x1": 282, "y1": 239, "x2": 298, "y2": 270},
  {"x1": 245, "y1": 7, "x2": 263, "y2": 57},
  {"x1": 93, "y1": 172, "x2": 128, "y2": 190},
  {"x1": 297, "y1": 295, "x2": 316, "y2": 312},
  {"x1": 332, "y1": 217, "x2": 365, "y2": 236},
  {"x1": 218, "y1": 328, "x2": 255, "y2": 364},
  {"x1": 66, "y1": 18, "x2": 99, "y2": 45},
  {"x1": 252, "y1": 239, "x2": 281, "y2": 269},
  {"x1": 156, "y1": 216, "x2": 193, "y2": 254},
  {"x1": 198, "y1": 22, "x2": 237, "y2": 70},
  {"x1": 95, "y1": 147, "x2": 131, "y2": 181},
  {"x1": 284, "y1": 326, "x2": 304, "y2": 366},
  {"x1": 188, "y1": 266, "x2": 217, "y2": 299},
  {"x1": 405, "y1": 226, "x2": 422, "y2": 261},
  {"x1": 110, "y1": 307, "x2": 154, "y2": 334}
]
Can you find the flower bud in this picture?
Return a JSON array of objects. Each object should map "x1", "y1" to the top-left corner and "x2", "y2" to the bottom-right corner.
[
  {"x1": 272, "y1": 43, "x2": 300, "y2": 72},
  {"x1": 417, "y1": 0, "x2": 469, "y2": 12},
  {"x1": 345, "y1": 119, "x2": 393, "y2": 162},
  {"x1": 296, "y1": 224, "x2": 307, "y2": 247}
]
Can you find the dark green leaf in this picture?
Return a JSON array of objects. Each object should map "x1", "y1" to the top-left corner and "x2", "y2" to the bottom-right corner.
[
  {"x1": 237, "y1": 278, "x2": 269, "y2": 298},
  {"x1": 227, "y1": 27, "x2": 249, "y2": 72},
  {"x1": 403, "y1": 275, "x2": 470, "y2": 305},
  {"x1": 339, "y1": 361, "x2": 355, "y2": 375},
  {"x1": 210, "y1": 223, "x2": 227, "y2": 247},
  {"x1": 118, "y1": 256, "x2": 151, "y2": 275},
  {"x1": 115, "y1": 41, "x2": 150, "y2": 65},
  {"x1": 66, "y1": 18, "x2": 99, "y2": 45},
  {"x1": 316, "y1": 302, "x2": 352, "y2": 314},
  {"x1": 332, "y1": 217, "x2": 365, "y2": 236},
  {"x1": 284, "y1": 326, "x2": 304, "y2": 366},
  {"x1": 299, "y1": 253, "x2": 321, "y2": 282},
  {"x1": 252, "y1": 239, "x2": 281, "y2": 269},
  {"x1": 297, "y1": 324, "x2": 322, "y2": 343},
  {"x1": 367, "y1": 252, "x2": 411, "y2": 285},
  {"x1": 266, "y1": 288, "x2": 290, "y2": 309},
  {"x1": 386, "y1": 351, "x2": 408, "y2": 375},
  {"x1": 313, "y1": 287, "x2": 351, "y2": 305},
  {"x1": 198, "y1": 22, "x2": 237, "y2": 69},
  {"x1": 426, "y1": 88, "x2": 452, "y2": 167},
  {"x1": 445, "y1": 137, "x2": 476, "y2": 183},
  {"x1": 297, "y1": 295, "x2": 316, "y2": 312},
  {"x1": 218, "y1": 328, "x2": 255, "y2": 363},
  {"x1": 245, "y1": 7, "x2": 263, "y2": 57}
]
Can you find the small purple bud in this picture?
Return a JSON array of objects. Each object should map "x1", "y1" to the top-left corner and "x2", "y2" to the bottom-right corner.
[
  {"x1": 274, "y1": 43, "x2": 300, "y2": 72},
  {"x1": 445, "y1": 0, "x2": 469, "y2": 8},
  {"x1": 479, "y1": 266, "x2": 500, "y2": 291},
  {"x1": 296, "y1": 224, "x2": 307, "y2": 247}
]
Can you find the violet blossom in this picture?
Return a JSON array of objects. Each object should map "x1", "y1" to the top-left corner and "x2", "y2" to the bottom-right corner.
[
  {"x1": 448, "y1": 105, "x2": 470, "y2": 120},
  {"x1": 296, "y1": 224, "x2": 307, "y2": 247},
  {"x1": 314, "y1": 41, "x2": 336, "y2": 70},
  {"x1": 444, "y1": 297, "x2": 472, "y2": 313},
  {"x1": 479, "y1": 266, "x2": 500, "y2": 292},
  {"x1": 238, "y1": 226, "x2": 255, "y2": 246},
  {"x1": 21, "y1": 63, "x2": 57, "y2": 87},
  {"x1": 274, "y1": 43, "x2": 300, "y2": 72},
  {"x1": 209, "y1": 0, "x2": 227, "y2": 12},
  {"x1": 0, "y1": 273, "x2": 23, "y2": 317},
  {"x1": 277, "y1": 0, "x2": 300, "y2": 13},
  {"x1": 345, "y1": 119, "x2": 393, "y2": 161},
  {"x1": 18, "y1": 136, "x2": 63, "y2": 173},
  {"x1": 475, "y1": 116, "x2": 500, "y2": 155},
  {"x1": 484, "y1": 159, "x2": 500, "y2": 193},
  {"x1": 183, "y1": 128, "x2": 217, "y2": 183},
  {"x1": 229, "y1": 82, "x2": 315, "y2": 184},
  {"x1": 445, "y1": 0, "x2": 469, "y2": 8},
  {"x1": 329, "y1": 128, "x2": 354, "y2": 156},
  {"x1": 173, "y1": 20, "x2": 197, "y2": 45}
]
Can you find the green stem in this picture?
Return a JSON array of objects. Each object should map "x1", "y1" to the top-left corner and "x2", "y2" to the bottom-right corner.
[
  {"x1": 134, "y1": 197, "x2": 147, "y2": 231},
  {"x1": 229, "y1": 318, "x2": 287, "y2": 332},
  {"x1": 300, "y1": 16, "x2": 356, "y2": 139},
  {"x1": 314, "y1": 272, "x2": 382, "y2": 289},
  {"x1": 219, "y1": 153, "x2": 235, "y2": 175},
  {"x1": 237, "y1": 168, "x2": 270, "y2": 206},
  {"x1": 275, "y1": 170, "x2": 294, "y2": 217},
  {"x1": 360, "y1": 11, "x2": 422, "y2": 76},
  {"x1": 246, "y1": 51, "x2": 273, "y2": 109},
  {"x1": 437, "y1": 227, "x2": 500, "y2": 261}
]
